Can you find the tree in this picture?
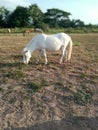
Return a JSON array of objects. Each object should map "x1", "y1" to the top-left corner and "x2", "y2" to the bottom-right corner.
[
  {"x1": 44, "y1": 8, "x2": 71, "y2": 27},
  {"x1": 0, "y1": 7, "x2": 10, "y2": 27},
  {"x1": 0, "y1": 4, "x2": 89, "y2": 28},
  {"x1": 28, "y1": 4, "x2": 44, "y2": 27},
  {"x1": 71, "y1": 19, "x2": 85, "y2": 28},
  {"x1": 9, "y1": 6, "x2": 29, "y2": 27},
  {"x1": 59, "y1": 19, "x2": 72, "y2": 28}
]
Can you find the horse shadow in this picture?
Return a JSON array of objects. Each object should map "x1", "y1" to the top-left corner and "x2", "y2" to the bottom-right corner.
[
  {"x1": 5, "y1": 116, "x2": 98, "y2": 130},
  {"x1": 0, "y1": 55, "x2": 23, "y2": 69},
  {"x1": 0, "y1": 62, "x2": 23, "y2": 69}
]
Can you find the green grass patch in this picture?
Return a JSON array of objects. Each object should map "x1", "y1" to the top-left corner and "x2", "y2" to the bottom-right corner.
[
  {"x1": 55, "y1": 82, "x2": 64, "y2": 86},
  {"x1": 28, "y1": 78, "x2": 49, "y2": 93},
  {"x1": 40, "y1": 78, "x2": 49, "y2": 86},
  {"x1": 28, "y1": 82, "x2": 41, "y2": 93},
  {"x1": 72, "y1": 87, "x2": 93, "y2": 106},
  {"x1": 74, "y1": 41, "x2": 81, "y2": 46},
  {"x1": 0, "y1": 87, "x2": 5, "y2": 92},
  {"x1": 4, "y1": 70, "x2": 26, "y2": 80}
]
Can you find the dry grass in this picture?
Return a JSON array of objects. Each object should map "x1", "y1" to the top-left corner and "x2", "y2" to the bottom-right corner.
[{"x1": 0, "y1": 33, "x2": 98, "y2": 130}]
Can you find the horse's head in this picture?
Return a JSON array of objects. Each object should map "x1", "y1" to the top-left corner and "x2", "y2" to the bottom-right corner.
[{"x1": 22, "y1": 48, "x2": 31, "y2": 64}]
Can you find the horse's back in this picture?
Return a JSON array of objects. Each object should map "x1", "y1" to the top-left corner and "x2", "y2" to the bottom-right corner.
[
  {"x1": 52, "y1": 33, "x2": 71, "y2": 47},
  {"x1": 34, "y1": 32, "x2": 71, "y2": 41},
  {"x1": 30, "y1": 33, "x2": 61, "y2": 51},
  {"x1": 54, "y1": 33, "x2": 71, "y2": 41}
]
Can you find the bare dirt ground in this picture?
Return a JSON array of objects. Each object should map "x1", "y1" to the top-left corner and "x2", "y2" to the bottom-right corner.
[{"x1": 0, "y1": 33, "x2": 98, "y2": 130}]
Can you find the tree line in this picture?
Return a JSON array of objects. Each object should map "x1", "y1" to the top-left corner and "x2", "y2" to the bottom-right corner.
[{"x1": 0, "y1": 4, "x2": 97, "y2": 30}]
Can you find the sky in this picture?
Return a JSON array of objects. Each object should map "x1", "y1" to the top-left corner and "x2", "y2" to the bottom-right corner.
[{"x1": 0, "y1": 0, "x2": 98, "y2": 25}]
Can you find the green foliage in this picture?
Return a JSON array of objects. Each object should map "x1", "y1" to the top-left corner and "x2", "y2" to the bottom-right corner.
[
  {"x1": 9, "y1": 6, "x2": 29, "y2": 27},
  {"x1": 0, "y1": 7, "x2": 10, "y2": 27},
  {"x1": 44, "y1": 8, "x2": 71, "y2": 27},
  {"x1": 28, "y1": 4, "x2": 44, "y2": 27},
  {"x1": 71, "y1": 19, "x2": 85, "y2": 28},
  {"x1": 0, "y1": 4, "x2": 98, "y2": 28}
]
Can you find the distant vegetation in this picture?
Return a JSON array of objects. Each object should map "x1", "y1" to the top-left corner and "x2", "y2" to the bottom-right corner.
[
  {"x1": 0, "y1": 27, "x2": 98, "y2": 34},
  {"x1": 0, "y1": 4, "x2": 98, "y2": 32}
]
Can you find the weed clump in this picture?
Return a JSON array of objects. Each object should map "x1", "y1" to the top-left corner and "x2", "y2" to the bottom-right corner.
[
  {"x1": 28, "y1": 78, "x2": 49, "y2": 93},
  {"x1": 4, "y1": 70, "x2": 25, "y2": 80},
  {"x1": 72, "y1": 87, "x2": 93, "y2": 106},
  {"x1": 28, "y1": 82, "x2": 41, "y2": 92}
]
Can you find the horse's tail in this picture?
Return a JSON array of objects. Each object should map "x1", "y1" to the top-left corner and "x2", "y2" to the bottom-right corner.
[{"x1": 67, "y1": 38, "x2": 73, "y2": 60}]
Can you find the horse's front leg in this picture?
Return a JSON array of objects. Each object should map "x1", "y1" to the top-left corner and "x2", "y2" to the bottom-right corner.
[
  {"x1": 43, "y1": 49, "x2": 48, "y2": 64},
  {"x1": 36, "y1": 50, "x2": 41, "y2": 64}
]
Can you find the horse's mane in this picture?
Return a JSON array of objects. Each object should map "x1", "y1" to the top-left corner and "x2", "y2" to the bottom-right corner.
[{"x1": 26, "y1": 37, "x2": 36, "y2": 49}]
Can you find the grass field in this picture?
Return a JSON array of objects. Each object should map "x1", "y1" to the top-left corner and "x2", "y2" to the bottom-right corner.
[{"x1": 0, "y1": 33, "x2": 98, "y2": 130}]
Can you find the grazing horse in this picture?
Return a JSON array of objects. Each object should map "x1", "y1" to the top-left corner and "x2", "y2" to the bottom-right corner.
[
  {"x1": 23, "y1": 28, "x2": 34, "y2": 36},
  {"x1": 22, "y1": 33, "x2": 72, "y2": 64},
  {"x1": 7, "y1": 28, "x2": 11, "y2": 33}
]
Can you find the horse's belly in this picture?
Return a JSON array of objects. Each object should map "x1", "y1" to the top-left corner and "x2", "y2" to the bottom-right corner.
[
  {"x1": 46, "y1": 43, "x2": 61, "y2": 51},
  {"x1": 45, "y1": 37, "x2": 61, "y2": 51}
]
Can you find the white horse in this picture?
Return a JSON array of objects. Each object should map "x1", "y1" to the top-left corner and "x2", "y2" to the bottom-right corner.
[{"x1": 22, "y1": 33, "x2": 72, "y2": 64}]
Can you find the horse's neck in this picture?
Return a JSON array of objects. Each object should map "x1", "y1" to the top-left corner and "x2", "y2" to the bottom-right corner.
[{"x1": 26, "y1": 39, "x2": 36, "y2": 53}]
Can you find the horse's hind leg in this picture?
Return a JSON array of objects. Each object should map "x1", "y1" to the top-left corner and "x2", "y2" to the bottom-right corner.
[
  {"x1": 65, "y1": 50, "x2": 67, "y2": 61},
  {"x1": 60, "y1": 46, "x2": 66, "y2": 64},
  {"x1": 43, "y1": 49, "x2": 48, "y2": 64}
]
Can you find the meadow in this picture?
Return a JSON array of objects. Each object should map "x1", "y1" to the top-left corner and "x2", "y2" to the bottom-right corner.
[{"x1": 0, "y1": 32, "x2": 98, "y2": 130}]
